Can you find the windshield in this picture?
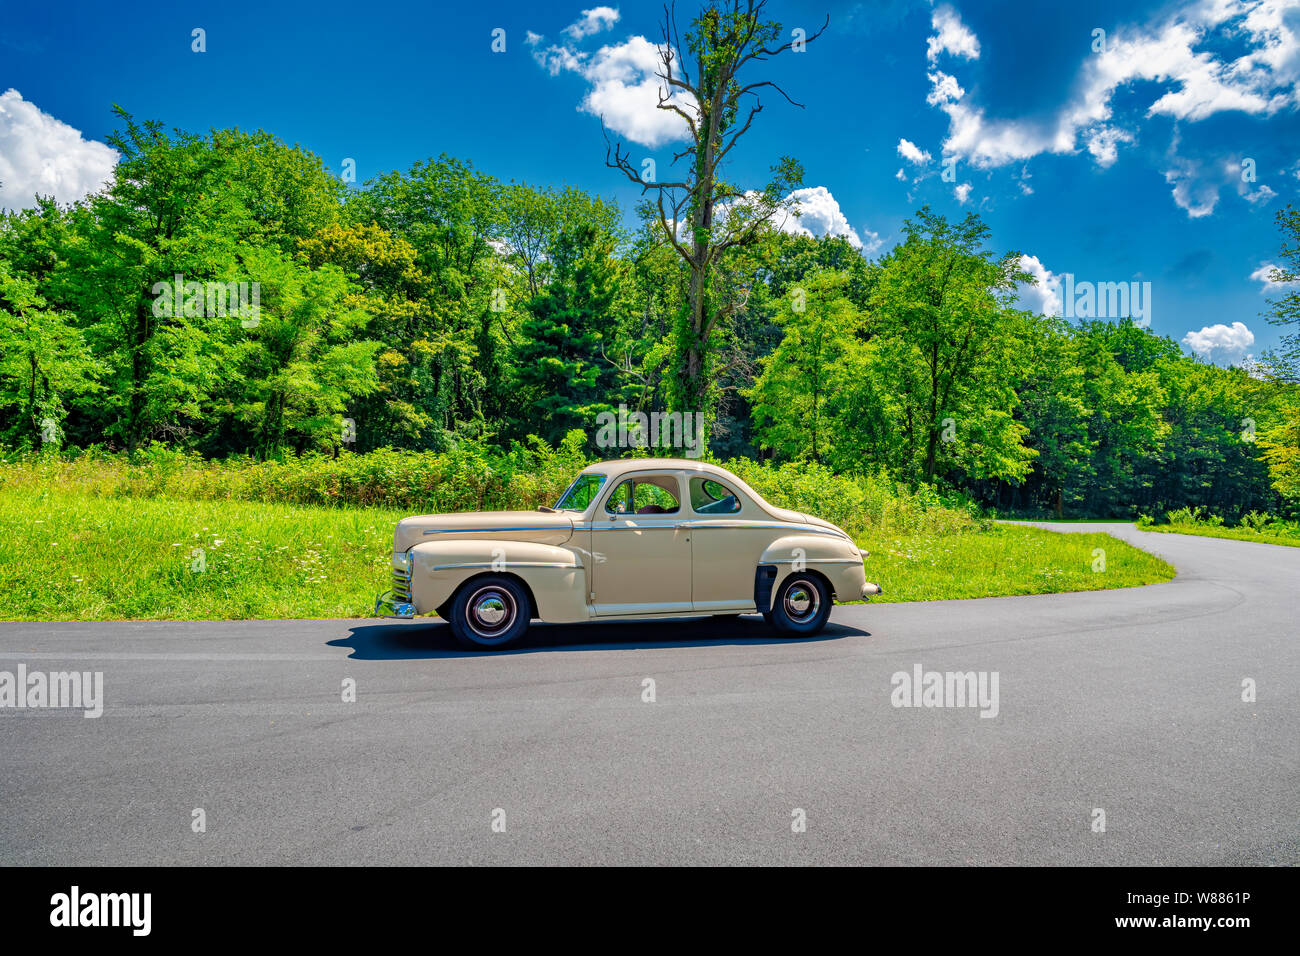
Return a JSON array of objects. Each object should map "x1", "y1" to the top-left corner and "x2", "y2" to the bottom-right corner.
[{"x1": 554, "y1": 473, "x2": 607, "y2": 512}]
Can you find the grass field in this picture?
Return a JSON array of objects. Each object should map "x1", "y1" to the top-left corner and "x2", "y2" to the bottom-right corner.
[
  {"x1": 1142, "y1": 523, "x2": 1300, "y2": 548},
  {"x1": 859, "y1": 524, "x2": 1174, "y2": 603},
  {"x1": 0, "y1": 487, "x2": 1176, "y2": 621},
  {"x1": 1, "y1": 490, "x2": 394, "y2": 620}
]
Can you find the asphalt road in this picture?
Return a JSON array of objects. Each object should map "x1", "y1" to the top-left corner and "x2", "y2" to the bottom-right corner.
[{"x1": 1, "y1": 523, "x2": 1295, "y2": 865}]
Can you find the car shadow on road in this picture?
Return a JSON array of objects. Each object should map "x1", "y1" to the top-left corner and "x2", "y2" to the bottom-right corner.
[{"x1": 328, "y1": 617, "x2": 869, "y2": 659}]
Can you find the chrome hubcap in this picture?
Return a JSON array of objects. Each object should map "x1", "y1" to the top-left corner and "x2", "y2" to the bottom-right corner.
[
  {"x1": 477, "y1": 598, "x2": 507, "y2": 626},
  {"x1": 467, "y1": 587, "x2": 515, "y2": 639},
  {"x1": 784, "y1": 579, "x2": 820, "y2": 623}
]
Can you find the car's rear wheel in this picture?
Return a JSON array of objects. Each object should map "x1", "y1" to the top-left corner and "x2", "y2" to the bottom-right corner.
[
  {"x1": 449, "y1": 576, "x2": 531, "y2": 650},
  {"x1": 768, "y1": 573, "x2": 831, "y2": 636}
]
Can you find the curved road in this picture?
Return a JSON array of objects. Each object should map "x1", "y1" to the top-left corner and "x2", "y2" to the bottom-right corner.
[{"x1": 1, "y1": 523, "x2": 1295, "y2": 865}]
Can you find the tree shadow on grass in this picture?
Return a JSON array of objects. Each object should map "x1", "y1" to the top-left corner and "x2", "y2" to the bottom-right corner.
[{"x1": 327, "y1": 615, "x2": 869, "y2": 660}]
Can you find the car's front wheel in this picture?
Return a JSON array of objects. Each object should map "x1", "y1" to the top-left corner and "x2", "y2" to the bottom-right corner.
[
  {"x1": 768, "y1": 573, "x2": 832, "y2": 636},
  {"x1": 448, "y1": 576, "x2": 531, "y2": 650}
]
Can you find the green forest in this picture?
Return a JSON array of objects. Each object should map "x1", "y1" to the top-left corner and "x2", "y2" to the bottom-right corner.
[{"x1": 2, "y1": 6, "x2": 1298, "y2": 525}]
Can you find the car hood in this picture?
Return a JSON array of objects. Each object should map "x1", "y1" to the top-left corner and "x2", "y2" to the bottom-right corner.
[{"x1": 394, "y1": 511, "x2": 575, "y2": 553}]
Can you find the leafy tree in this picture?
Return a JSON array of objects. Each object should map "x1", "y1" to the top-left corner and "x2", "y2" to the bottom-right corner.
[
  {"x1": 498, "y1": 184, "x2": 624, "y2": 299},
  {"x1": 604, "y1": 0, "x2": 825, "y2": 425},
  {"x1": 863, "y1": 207, "x2": 1034, "y2": 484},
  {"x1": 1150, "y1": 359, "x2": 1273, "y2": 518},
  {"x1": 513, "y1": 224, "x2": 623, "y2": 447},
  {"x1": 1003, "y1": 316, "x2": 1092, "y2": 515},
  {"x1": 1259, "y1": 205, "x2": 1300, "y2": 383},
  {"x1": 747, "y1": 270, "x2": 862, "y2": 464},
  {"x1": 1257, "y1": 407, "x2": 1300, "y2": 503},
  {"x1": 1253, "y1": 205, "x2": 1300, "y2": 506},
  {"x1": 349, "y1": 156, "x2": 508, "y2": 445},
  {"x1": 56, "y1": 110, "x2": 348, "y2": 453},
  {"x1": 60, "y1": 111, "x2": 235, "y2": 450},
  {"x1": 0, "y1": 263, "x2": 102, "y2": 447},
  {"x1": 214, "y1": 249, "x2": 380, "y2": 456},
  {"x1": 299, "y1": 221, "x2": 434, "y2": 448}
]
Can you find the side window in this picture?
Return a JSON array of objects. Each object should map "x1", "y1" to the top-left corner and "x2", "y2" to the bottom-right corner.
[
  {"x1": 690, "y1": 477, "x2": 741, "y2": 515},
  {"x1": 604, "y1": 476, "x2": 681, "y2": 515}
]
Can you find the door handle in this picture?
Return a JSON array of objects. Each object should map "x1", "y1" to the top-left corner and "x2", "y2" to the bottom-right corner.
[{"x1": 675, "y1": 522, "x2": 692, "y2": 529}]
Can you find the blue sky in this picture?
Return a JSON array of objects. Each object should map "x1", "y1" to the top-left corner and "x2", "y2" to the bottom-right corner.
[{"x1": 2, "y1": 0, "x2": 1298, "y2": 363}]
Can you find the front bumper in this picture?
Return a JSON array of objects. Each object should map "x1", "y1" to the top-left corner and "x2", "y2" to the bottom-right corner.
[
  {"x1": 375, "y1": 554, "x2": 415, "y2": 617},
  {"x1": 862, "y1": 581, "x2": 883, "y2": 599},
  {"x1": 374, "y1": 589, "x2": 416, "y2": 618}
]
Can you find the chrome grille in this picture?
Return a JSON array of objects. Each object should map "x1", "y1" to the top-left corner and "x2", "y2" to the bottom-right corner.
[{"x1": 393, "y1": 564, "x2": 412, "y2": 602}]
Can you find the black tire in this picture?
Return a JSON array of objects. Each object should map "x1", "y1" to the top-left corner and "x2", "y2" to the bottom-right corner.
[
  {"x1": 448, "y1": 576, "x2": 531, "y2": 650},
  {"x1": 768, "y1": 573, "x2": 831, "y2": 636}
]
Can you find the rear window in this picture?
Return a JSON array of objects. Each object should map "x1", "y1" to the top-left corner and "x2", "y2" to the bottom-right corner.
[{"x1": 690, "y1": 477, "x2": 741, "y2": 514}]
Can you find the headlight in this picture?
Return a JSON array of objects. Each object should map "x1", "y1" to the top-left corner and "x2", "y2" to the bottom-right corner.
[{"x1": 394, "y1": 551, "x2": 412, "y2": 571}]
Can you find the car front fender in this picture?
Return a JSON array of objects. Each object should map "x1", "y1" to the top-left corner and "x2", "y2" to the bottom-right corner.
[{"x1": 409, "y1": 539, "x2": 588, "y2": 623}]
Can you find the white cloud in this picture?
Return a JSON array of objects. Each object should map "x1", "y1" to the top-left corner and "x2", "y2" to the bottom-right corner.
[
  {"x1": 895, "y1": 167, "x2": 907, "y2": 181},
  {"x1": 704, "y1": 186, "x2": 868, "y2": 249},
  {"x1": 927, "y1": 5, "x2": 980, "y2": 64},
  {"x1": 1242, "y1": 182, "x2": 1277, "y2": 204},
  {"x1": 1085, "y1": 126, "x2": 1134, "y2": 167},
  {"x1": 925, "y1": 66, "x2": 1070, "y2": 167},
  {"x1": 954, "y1": 182, "x2": 973, "y2": 203},
  {"x1": 1249, "y1": 262, "x2": 1279, "y2": 290},
  {"x1": 1017, "y1": 255, "x2": 1062, "y2": 316},
  {"x1": 1182, "y1": 321, "x2": 1255, "y2": 363},
  {"x1": 1016, "y1": 166, "x2": 1034, "y2": 195},
  {"x1": 773, "y1": 186, "x2": 865, "y2": 248},
  {"x1": 1164, "y1": 158, "x2": 1220, "y2": 218},
  {"x1": 923, "y1": 0, "x2": 1300, "y2": 180},
  {"x1": 859, "y1": 227, "x2": 884, "y2": 256},
  {"x1": 1157, "y1": 136, "x2": 1283, "y2": 220},
  {"x1": 896, "y1": 138, "x2": 932, "y2": 165},
  {"x1": 1251, "y1": 261, "x2": 1298, "y2": 292},
  {"x1": 0, "y1": 89, "x2": 117, "y2": 211},
  {"x1": 530, "y1": 34, "x2": 694, "y2": 147},
  {"x1": 925, "y1": 70, "x2": 965, "y2": 106},
  {"x1": 563, "y1": 7, "x2": 620, "y2": 41},
  {"x1": 532, "y1": 40, "x2": 586, "y2": 76},
  {"x1": 581, "y1": 38, "x2": 694, "y2": 147}
]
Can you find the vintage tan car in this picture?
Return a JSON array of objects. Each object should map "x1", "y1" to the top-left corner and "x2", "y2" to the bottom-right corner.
[{"x1": 375, "y1": 458, "x2": 881, "y2": 648}]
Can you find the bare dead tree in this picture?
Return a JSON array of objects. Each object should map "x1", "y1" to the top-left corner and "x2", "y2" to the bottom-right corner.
[{"x1": 602, "y1": 0, "x2": 827, "y2": 422}]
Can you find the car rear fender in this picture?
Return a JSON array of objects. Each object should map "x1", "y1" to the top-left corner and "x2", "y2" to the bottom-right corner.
[{"x1": 757, "y1": 534, "x2": 864, "y2": 611}]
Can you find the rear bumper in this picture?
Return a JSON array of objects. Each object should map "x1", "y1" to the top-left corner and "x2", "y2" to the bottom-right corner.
[
  {"x1": 862, "y1": 582, "x2": 883, "y2": 599},
  {"x1": 374, "y1": 589, "x2": 416, "y2": 619}
]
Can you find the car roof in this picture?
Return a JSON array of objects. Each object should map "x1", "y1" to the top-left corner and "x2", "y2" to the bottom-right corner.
[
  {"x1": 570, "y1": 459, "x2": 817, "y2": 529},
  {"x1": 581, "y1": 458, "x2": 736, "y2": 479},
  {"x1": 579, "y1": 458, "x2": 795, "y2": 517}
]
